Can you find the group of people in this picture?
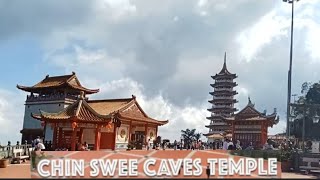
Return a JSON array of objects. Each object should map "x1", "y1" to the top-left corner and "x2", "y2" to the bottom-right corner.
[
  {"x1": 222, "y1": 139, "x2": 243, "y2": 150},
  {"x1": 76, "y1": 142, "x2": 90, "y2": 151}
]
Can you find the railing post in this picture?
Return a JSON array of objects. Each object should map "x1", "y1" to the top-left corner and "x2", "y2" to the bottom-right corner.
[
  {"x1": 7, "y1": 141, "x2": 11, "y2": 158},
  {"x1": 24, "y1": 140, "x2": 28, "y2": 155}
]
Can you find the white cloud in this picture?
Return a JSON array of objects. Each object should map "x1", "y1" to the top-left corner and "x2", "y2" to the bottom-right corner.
[
  {"x1": 91, "y1": 78, "x2": 208, "y2": 141},
  {"x1": 0, "y1": 90, "x2": 24, "y2": 145},
  {"x1": 97, "y1": 0, "x2": 137, "y2": 20},
  {"x1": 236, "y1": 10, "x2": 289, "y2": 61}
]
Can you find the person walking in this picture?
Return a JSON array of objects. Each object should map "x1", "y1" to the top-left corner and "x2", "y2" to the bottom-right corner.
[{"x1": 206, "y1": 165, "x2": 211, "y2": 179}]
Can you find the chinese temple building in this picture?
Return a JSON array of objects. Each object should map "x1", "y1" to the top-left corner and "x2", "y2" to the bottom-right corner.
[
  {"x1": 225, "y1": 97, "x2": 279, "y2": 148},
  {"x1": 204, "y1": 52, "x2": 238, "y2": 141},
  {"x1": 17, "y1": 72, "x2": 168, "y2": 150}
]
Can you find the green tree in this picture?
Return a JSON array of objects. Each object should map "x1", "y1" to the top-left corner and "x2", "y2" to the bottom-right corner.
[
  {"x1": 292, "y1": 82, "x2": 320, "y2": 140},
  {"x1": 181, "y1": 129, "x2": 196, "y2": 145},
  {"x1": 180, "y1": 129, "x2": 202, "y2": 144},
  {"x1": 194, "y1": 132, "x2": 202, "y2": 141}
]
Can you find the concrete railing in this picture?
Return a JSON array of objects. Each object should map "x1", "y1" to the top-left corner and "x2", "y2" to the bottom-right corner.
[{"x1": 0, "y1": 141, "x2": 32, "y2": 158}]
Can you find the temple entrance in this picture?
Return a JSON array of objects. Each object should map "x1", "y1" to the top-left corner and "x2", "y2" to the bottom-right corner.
[
  {"x1": 134, "y1": 131, "x2": 145, "y2": 150},
  {"x1": 100, "y1": 132, "x2": 114, "y2": 149}
]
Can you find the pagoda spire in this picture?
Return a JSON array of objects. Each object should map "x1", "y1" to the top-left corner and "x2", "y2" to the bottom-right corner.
[{"x1": 223, "y1": 51, "x2": 227, "y2": 70}]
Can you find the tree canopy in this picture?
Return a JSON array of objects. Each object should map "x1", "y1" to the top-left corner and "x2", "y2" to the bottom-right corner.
[
  {"x1": 291, "y1": 82, "x2": 320, "y2": 140},
  {"x1": 180, "y1": 129, "x2": 202, "y2": 144}
]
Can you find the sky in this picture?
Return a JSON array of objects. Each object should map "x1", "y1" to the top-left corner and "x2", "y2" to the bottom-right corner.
[{"x1": 0, "y1": 0, "x2": 320, "y2": 145}]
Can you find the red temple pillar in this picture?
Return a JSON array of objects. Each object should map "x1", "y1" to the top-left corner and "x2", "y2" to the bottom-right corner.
[
  {"x1": 79, "y1": 128, "x2": 84, "y2": 144},
  {"x1": 58, "y1": 127, "x2": 63, "y2": 148},
  {"x1": 261, "y1": 122, "x2": 266, "y2": 146},
  {"x1": 128, "y1": 121, "x2": 132, "y2": 143},
  {"x1": 144, "y1": 124, "x2": 148, "y2": 144},
  {"x1": 71, "y1": 127, "x2": 78, "y2": 151},
  {"x1": 112, "y1": 124, "x2": 117, "y2": 150},
  {"x1": 94, "y1": 125, "x2": 102, "y2": 151},
  {"x1": 155, "y1": 126, "x2": 158, "y2": 138},
  {"x1": 52, "y1": 124, "x2": 57, "y2": 149}
]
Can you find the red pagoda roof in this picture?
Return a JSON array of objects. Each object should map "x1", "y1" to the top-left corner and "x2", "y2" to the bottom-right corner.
[
  {"x1": 225, "y1": 97, "x2": 279, "y2": 126},
  {"x1": 17, "y1": 72, "x2": 99, "y2": 94},
  {"x1": 31, "y1": 93, "x2": 111, "y2": 124},
  {"x1": 31, "y1": 94, "x2": 168, "y2": 126}
]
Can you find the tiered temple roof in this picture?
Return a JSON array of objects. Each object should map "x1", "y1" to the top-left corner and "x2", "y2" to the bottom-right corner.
[
  {"x1": 204, "y1": 52, "x2": 238, "y2": 137},
  {"x1": 32, "y1": 93, "x2": 168, "y2": 126},
  {"x1": 225, "y1": 97, "x2": 280, "y2": 127},
  {"x1": 17, "y1": 72, "x2": 99, "y2": 94}
]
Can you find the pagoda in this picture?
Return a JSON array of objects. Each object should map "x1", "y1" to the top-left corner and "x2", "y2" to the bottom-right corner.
[
  {"x1": 17, "y1": 72, "x2": 100, "y2": 143},
  {"x1": 204, "y1": 52, "x2": 238, "y2": 141}
]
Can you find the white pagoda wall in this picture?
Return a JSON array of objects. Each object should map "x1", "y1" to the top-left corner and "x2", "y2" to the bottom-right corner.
[{"x1": 22, "y1": 101, "x2": 70, "y2": 142}]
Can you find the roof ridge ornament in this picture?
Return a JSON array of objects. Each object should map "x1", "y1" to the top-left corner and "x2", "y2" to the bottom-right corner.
[
  {"x1": 79, "y1": 91, "x2": 85, "y2": 100},
  {"x1": 248, "y1": 96, "x2": 255, "y2": 107},
  {"x1": 72, "y1": 71, "x2": 76, "y2": 75},
  {"x1": 46, "y1": 74, "x2": 49, "y2": 79}
]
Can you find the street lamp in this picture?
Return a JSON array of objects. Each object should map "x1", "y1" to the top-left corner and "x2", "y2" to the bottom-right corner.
[
  {"x1": 282, "y1": 0, "x2": 300, "y2": 138},
  {"x1": 180, "y1": 135, "x2": 184, "y2": 150}
]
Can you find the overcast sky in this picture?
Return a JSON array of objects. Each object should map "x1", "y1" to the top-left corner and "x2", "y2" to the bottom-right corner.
[{"x1": 0, "y1": 0, "x2": 320, "y2": 144}]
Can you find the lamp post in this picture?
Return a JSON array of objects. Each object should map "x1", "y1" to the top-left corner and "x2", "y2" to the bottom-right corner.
[
  {"x1": 282, "y1": 0, "x2": 300, "y2": 138},
  {"x1": 290, "y1": 103, "x2": 320, "y2": 152}
]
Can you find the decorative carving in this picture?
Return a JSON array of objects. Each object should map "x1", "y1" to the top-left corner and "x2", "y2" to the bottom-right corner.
[
  {"x1": 120, "y1": 129, "x2": 126, "y2": 138},
  {"x1": 117, "y1": 126, "x2": 129, "y2": 143}
]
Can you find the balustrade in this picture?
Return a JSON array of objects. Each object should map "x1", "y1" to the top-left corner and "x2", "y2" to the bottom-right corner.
[
  {"x1": 213, "y1": 96, "x2": 233, "y2": 100},
  {"x1": 26, "y1": 94, "x2": 80, "y2": 102},
  {"x1": 0, "y1": 141, "x2": 33, "y2": 159}
]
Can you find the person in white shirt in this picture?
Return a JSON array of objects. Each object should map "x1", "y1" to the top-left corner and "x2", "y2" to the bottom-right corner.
[
  {"x1": 227, "y1": 140, "x2": 234, "y2": 150},
  {"x1": 223, "y1": 139, "x2": 229, "y2": 150}
]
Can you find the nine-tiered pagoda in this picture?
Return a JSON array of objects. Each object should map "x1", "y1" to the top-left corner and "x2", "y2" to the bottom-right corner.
[{"x1": 204, "y1": 52, "x2": 238, "y2": 140}]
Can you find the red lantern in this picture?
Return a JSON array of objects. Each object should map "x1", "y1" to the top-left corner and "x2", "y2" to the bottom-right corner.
[
  {"x1": 71, "y1": 122, "x2": 77, "y2": 129},
  {"x1": 105, "y1": 122, "x2": 112, "y2": 130},
  {"x1": 41, "y1": 122, "x2": 45, "y2": 127}
]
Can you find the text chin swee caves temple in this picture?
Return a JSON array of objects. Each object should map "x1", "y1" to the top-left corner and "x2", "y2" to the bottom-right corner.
[{"x1": 17, "y1": 72, "x2": 168, "y2": 151}]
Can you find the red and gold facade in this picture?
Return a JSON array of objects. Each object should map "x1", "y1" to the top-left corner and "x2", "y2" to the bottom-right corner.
[
  {"x1": 18, "y1": 72, "x2": 168, "y2": 150},
  {"x1": 32, "y1": 93, "x2": 168, "y2": 151},
  {"x1": 225, "y1": 98, "x2": 279, "y2": 148}
]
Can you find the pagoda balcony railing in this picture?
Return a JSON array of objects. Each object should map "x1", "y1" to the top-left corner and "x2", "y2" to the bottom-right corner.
[
  {"x1": 215, "y1": 80, "x2": 233, "y2": 83},
  {"x1": 212, "y1": 96, "x2": 233, "y2": 100},
  {"x1": 211, "y1": 113, "x2": 230, "y2": 117},
  {"x1": 208, "y1": 130, "x2": 227, "y2": 133},
  {"x1": 26, "y1": 94, "x2": 80, "y2": 102},
  {"x1": 212, "y1": 105, "x2": 233, "y2": 108},
  {"x1": 214, "y1": 88, "x2": 233, "y2": 91},
  {"x1": 210, "y1": 122, "x2": 227, "y2": 126}
]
